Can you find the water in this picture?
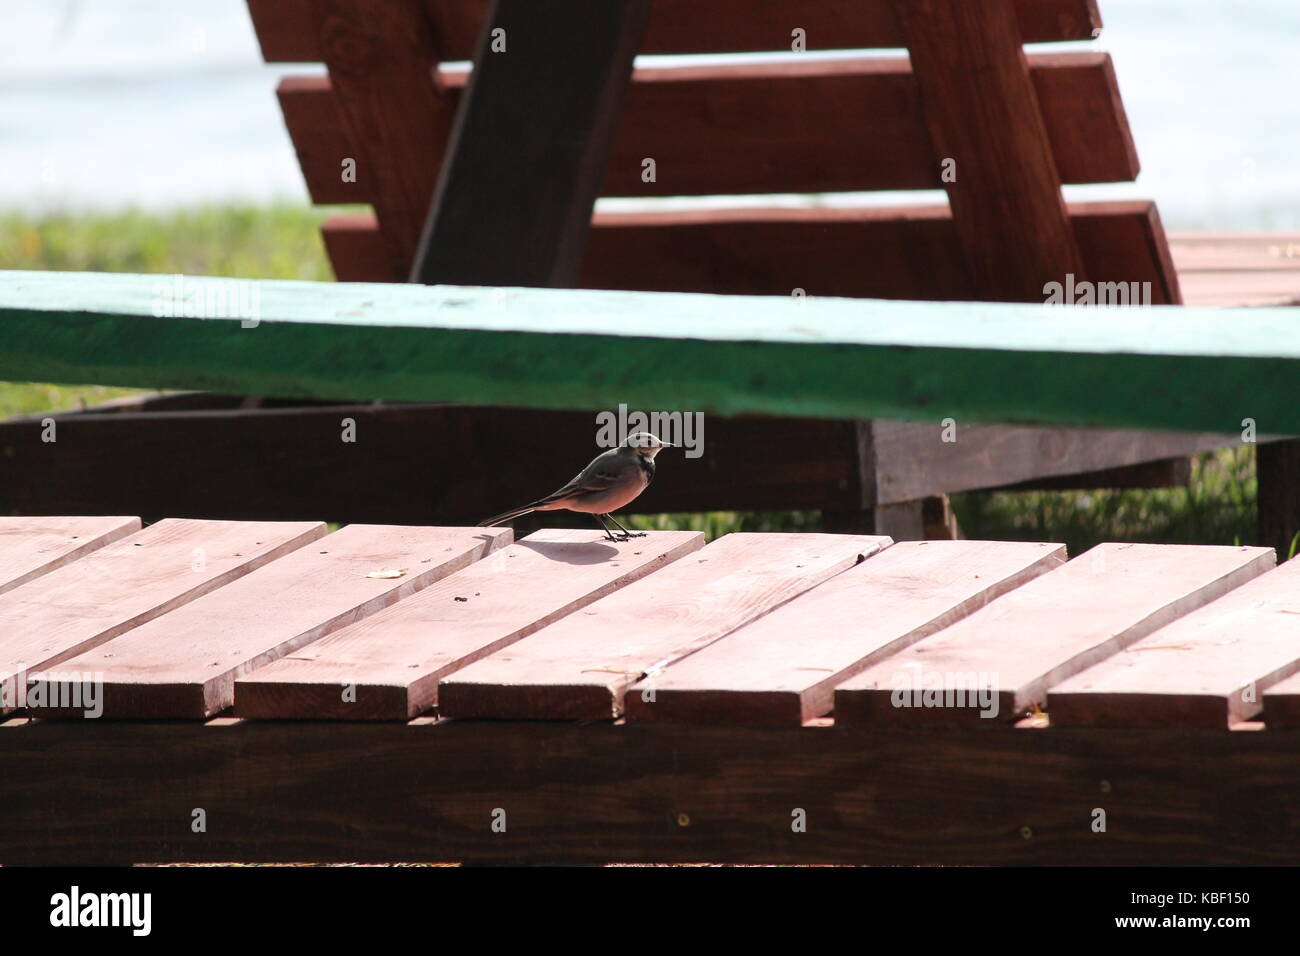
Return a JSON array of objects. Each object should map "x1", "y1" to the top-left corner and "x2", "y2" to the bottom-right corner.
[{"x1": 1, "y1": 0, "x2": 1296, "y2": 229}]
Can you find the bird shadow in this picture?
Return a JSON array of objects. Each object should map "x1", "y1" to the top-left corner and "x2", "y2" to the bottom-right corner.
[{"x1": 514, "y1": 538, "x2": 626, "y2": 565}]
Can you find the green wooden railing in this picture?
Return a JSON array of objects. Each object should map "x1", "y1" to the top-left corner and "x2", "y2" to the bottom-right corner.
[{"x1": 1, "y1": 270, "x2": 1296, "y2": 433}]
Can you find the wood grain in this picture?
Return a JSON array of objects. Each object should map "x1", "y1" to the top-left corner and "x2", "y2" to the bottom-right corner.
[
  {"x1": 235, "y1": 529, "x2": 702, "y2": 718},
  {"x1": 626, "y1": 540, "x2": 1065, "y2": 726},
  {"x1": 834, "y1": 543, "x2": 1275, "y2": 726},
  {"x1": 314, "y1": 0, "x2": 455, "y2": 275},
  {"x1": 26, "y1": 524, "x2": 509, "y2": 718},
  {"x1": 0, "y1": 519, "x2": 324, "y2": 712},
  {"x1": 248, "y1": 0, "x2": 1103, "y2": 62},
  {"x1": 438, "y1": 532, "x2": 889, "y2": 719},
  {"x1": 280, "y1": 55, "x2": 1139, "y2": 209},
  {"x1": 1049, "y1": 560, "x2": 1300, "y2": 728},
  {"x1": 0, "y1": 516, "x2": 140, "y2": 596},
  {"x1": 322, "y1": 202, "x2": 1176, "y2": 305},
  {"x1": 12, "y1": 717, "x2": 1300, "y2": 866},
  {"x1": 891, "y1": 0, "x2": 1084, "y2": 301}
]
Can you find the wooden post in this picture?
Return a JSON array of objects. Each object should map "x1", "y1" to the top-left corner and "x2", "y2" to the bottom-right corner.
[
  {"x1": 315, "y1": 0, "x2": 452, "y2": 278},
  {"x1": 1259, "y1": 440, "x2": 1300, "y2": 559},
  {"x1": 891, "y1": 0, "x2": 1088, "y2": 302},
  {"x1": 411, "y1": 0, "x2": 652, "y2": 287}
]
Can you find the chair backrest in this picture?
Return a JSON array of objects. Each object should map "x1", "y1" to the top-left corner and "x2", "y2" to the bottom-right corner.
[{"x1": 248, "y1": 0, "x2": 1182, "y2": 304}]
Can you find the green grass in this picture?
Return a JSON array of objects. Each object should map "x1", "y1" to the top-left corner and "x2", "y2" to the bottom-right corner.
[
  {"x1": 0, "y1": 204, "x2": 1264, "y2": 551},
  {"x1": 0, "y1": 204, "x2": 340, "y2": 279},
  {"x1": 0, "y1": 203, "x2": 343, "y2": 418},
  {"x1": 951, "y1": 445, "x2": 1257, "y2": 553}
]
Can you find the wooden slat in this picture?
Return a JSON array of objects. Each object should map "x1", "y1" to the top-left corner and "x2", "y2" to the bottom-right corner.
[
  {"x1": 324, "y1": 201, "x2": 1178, "y2": 302},
  {"x1": 625, "y1": 540, "x2": 1064, "y2": 726},
  {"x1": 1170, "y1": 231, "x2": 1300, "y2": 306},
  {"x1": 248, "y1": 0, "x2": 1103, "y2": 63},
  {"x1": 438, "y1": 532, "x2": 889, "y2": 719},
  {"x1": 833, "y1": 543, "x2": 1275, "y2": 726},
  {"x1": 6, "y1": 269, "x2": 1300, "y2": 435},
  {"x1": 1079, "y1": 199, "x2": 1181, "y2": 305},
  {"x1": 0, "y1": 516, "x2": 140, "y2": 596},
  {"x1": 1048, "y1": 560, "x2": 1300, "y2": 728},
  {"x1": 281, "y1": 55, "x2": 1139, "y2": 210},
  {"x1": 1170, "y1": 233, "x2": 1300, "y2": 273},
  {"x1": 275, "y1": 76, "x2": 375, "y2": 207},
  {"x1": 1176, "y1": 271, "x2": 1300, "y2": 308},
  {"x1": 26, "y1": 524, "x2": 509, "y2": 718},
  {"x1": 593, "y1": 198, "x2": 1172, "y2": 302},
  {"x1": 234, "y1": 529, "x2": 702, "y2": 718},
  {"x1": 412, "y1": 0, "x2": 652, "y2": 286},
  {"x1": 320, "y1": 213, "x2": 401, "y2": 281},
  {"x1": 0, "y1": 519, "x2": 324, "y2": 713},
  {"x1": 890, "y1": 0, "x2": 1084, "y2": 301}
]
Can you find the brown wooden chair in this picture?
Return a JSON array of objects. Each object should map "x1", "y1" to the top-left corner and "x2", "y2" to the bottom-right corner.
[{"x1": 237, "y1": 0, "x2": 1245, "y2": 538}]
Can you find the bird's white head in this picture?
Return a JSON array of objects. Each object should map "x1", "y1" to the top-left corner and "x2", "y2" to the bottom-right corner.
[{"x1": 621, "y1": 432, "x2": 673, "y2": 459}]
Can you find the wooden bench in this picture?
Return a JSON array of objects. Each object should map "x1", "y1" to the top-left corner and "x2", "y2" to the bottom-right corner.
[
  {"x1": 40, "y1": 0, "x2": 1221, "y2": 540},
  {"x1": 3, "y1": 270, "x2": 1299, "y2": 863},
  {"x1": 8, "y1": 1, "x2": 1292, "y2": 542},
  {"x1": 3, "y1": 514, "x2": 1300, "y2": 865}
]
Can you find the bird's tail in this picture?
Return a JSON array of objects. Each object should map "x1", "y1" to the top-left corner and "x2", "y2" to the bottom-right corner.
[{"x1": 476, "y1": 506, "x2": 536, "y2": 528}]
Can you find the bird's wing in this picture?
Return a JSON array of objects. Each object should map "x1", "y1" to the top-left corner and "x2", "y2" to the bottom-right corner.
[
  {"x1": 532, "y1": 468, "x2": 621, "y2": 506},
  {"x1": 530, "y1": 450, "x2": 631, "y2": 506}
]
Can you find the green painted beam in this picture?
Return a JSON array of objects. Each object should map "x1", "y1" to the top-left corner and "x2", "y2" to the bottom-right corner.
[{"x1": 0, "y1": 269, "x2": 1296, "y2": 434}]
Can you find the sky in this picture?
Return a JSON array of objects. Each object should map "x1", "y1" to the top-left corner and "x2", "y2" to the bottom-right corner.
[{"x1": 0, "y1": 0, "x2": 1296, "y2": 229}]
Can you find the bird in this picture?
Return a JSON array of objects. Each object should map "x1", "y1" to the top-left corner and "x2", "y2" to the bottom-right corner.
[{"x1": 477, "y1": 432, "x2": 673, "y2": 542}]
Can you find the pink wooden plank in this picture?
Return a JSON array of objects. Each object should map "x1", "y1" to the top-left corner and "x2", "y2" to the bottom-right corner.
[
  {"x1": 0, "y1": 516, "x2": 140, "y2": 596},
  {"x1": 438, "y1": 532, "x2": 890, "y2": 720},
  {"x1": 833, "y1": 543, "x2": 1274, "y2": 726},
  {"x1": 234, "y1": 529, "x2": 703, "y2": 719},
  {"x1": 28, "y1": 524, "x2": 510, "y2": 718},
  {"x1": 1177, "y1": 271, "x2": 1300, "y2": 307},
  {"x1": 1049, "y1": 560, "x2": 1300, "y2": 727},
  {"x1": 625, "y1": 540, "x2": 1065, "y2": 726},
  {"x1": 0, "y1": 518, "x2": 324, "y2": 713}
]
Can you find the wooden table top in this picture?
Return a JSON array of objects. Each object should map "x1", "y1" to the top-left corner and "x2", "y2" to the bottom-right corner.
[
  {"x1": 1171, "y1": 232, "x2": 1300, "y2": 307},
  {"x1": 3, "y1": 515, "x2": 1298, "y2": 730}
]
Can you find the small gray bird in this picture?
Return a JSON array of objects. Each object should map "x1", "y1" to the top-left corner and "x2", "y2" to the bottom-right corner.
[{"x1": 477, "y1": 432, "x2": 672, "y2": 541}]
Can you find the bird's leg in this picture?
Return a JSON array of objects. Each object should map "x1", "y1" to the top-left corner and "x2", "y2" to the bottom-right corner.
[
  {"x1": 591, "y1": 513, "x2": 623, "y2": 542},
  {"x1": 605, "y1": 514, "x2": 646, "y2": 538}
]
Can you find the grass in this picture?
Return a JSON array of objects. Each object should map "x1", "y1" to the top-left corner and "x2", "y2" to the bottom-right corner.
[
  {"x1": 0, "y1": 204, "x2": 1265, "y2": 552},
  {"x1": 951, "y1": 445, "x2": 1258, "y2": 554},
  {"x1": 0, "y1": 204, "x2": 339, "y2": 280}
]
